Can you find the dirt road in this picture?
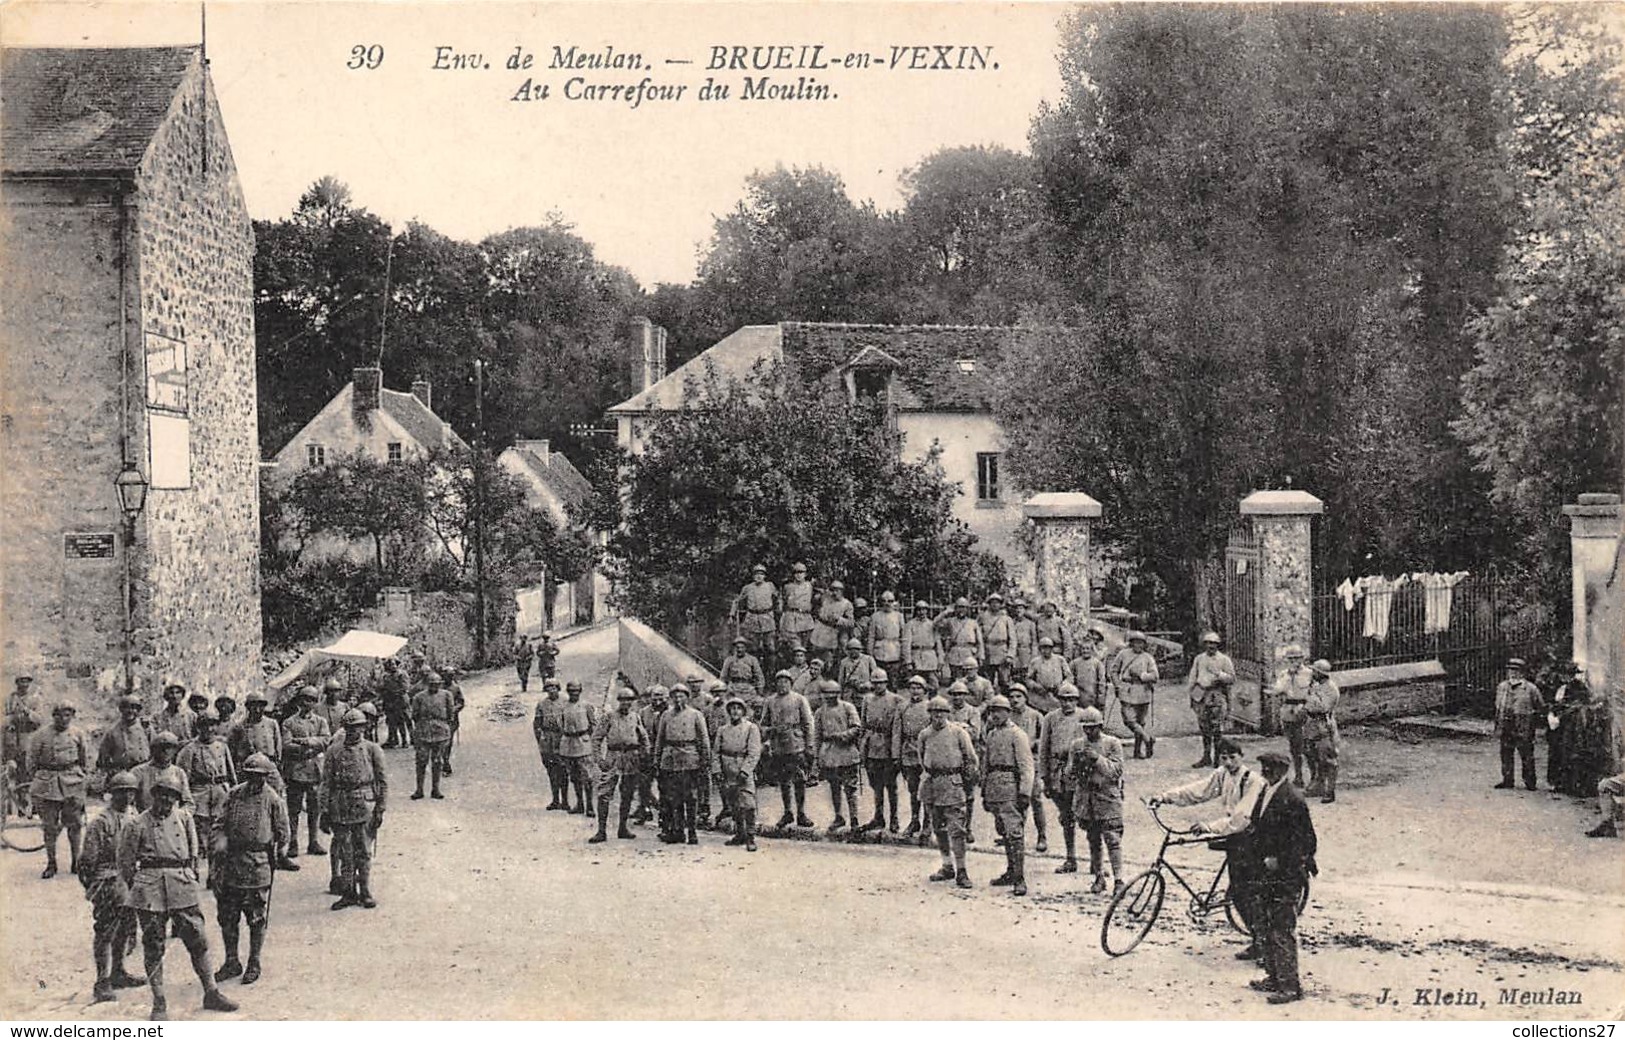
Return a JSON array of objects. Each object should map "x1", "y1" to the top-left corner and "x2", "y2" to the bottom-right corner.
[{"x1": 4, "y1": 624, "x2": 1622, "y2": 1020}]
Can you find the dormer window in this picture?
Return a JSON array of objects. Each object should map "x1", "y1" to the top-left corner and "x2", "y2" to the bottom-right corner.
[
  {"x1": 852, "y1": 368, "x2": 889, "y2": 401},
  {"x1": 955, "y1": 358, "x2": 977, "y2": 374},
  {"x1": 840, "y1": 345, "x2": 905, "y2": 407}
]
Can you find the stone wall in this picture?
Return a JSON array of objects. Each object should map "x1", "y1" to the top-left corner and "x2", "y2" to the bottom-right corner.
[
  {"x1": 0, "y1": 180, "x2": 131, "y2": 717},
  {"x1": 132, "y1": 57, "x2": 262, "y2": 707},
  {"x1": 896, "y1": 411, "x2": 1020, "y2": 566}
]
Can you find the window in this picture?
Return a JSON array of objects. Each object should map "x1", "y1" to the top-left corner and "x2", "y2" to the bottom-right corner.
[
  {"x1": 307, "y1": 443, "x2": 326, "y2": 468},
  {"x1": 387, "y1": 442, "x2": 403, "y2": 463},
  {"x1": 976, "y1": 452, "x2": 1001, "y2": 501}
]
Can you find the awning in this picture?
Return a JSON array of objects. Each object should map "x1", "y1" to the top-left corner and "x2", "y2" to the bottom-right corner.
[{"x1": 268, "y1": 630, "x2": 410, "y2": 689}]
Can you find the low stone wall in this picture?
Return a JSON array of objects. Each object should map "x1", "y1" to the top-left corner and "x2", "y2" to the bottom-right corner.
[
  {"x1": 618, "y1": 618, "x2": 718, "y2": 694},
  {"x1": 1334, "y1": 660, "x2": 1447, "y2": 723}
]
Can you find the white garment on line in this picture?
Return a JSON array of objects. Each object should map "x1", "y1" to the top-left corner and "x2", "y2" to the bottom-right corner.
[
  {"x1": 1336, "y1": 578, "x2": 1359, "y2": 612},
  {"x1": 1411, "y1": 571, "x2": 1469, "y2": 634},
  {"x1": 1359, "y1": 574, "x2": 1408, "y2": 642}
]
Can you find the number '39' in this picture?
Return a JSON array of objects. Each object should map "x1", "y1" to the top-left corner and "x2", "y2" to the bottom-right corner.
[{"x1": 347, "y1": 44, "x2": 385, "y2": 70}]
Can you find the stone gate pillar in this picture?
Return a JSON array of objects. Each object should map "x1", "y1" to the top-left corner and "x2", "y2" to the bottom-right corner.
[
  {"x1": 1562, "y1": 492, "x2": 1621, "y2": 683},
  {"x1": 1022, "y1": 492, "x2": 1101, "y2": 624},
  {"x1": 1239, "y1": 489, "x2": 1322, "y2": 734}
]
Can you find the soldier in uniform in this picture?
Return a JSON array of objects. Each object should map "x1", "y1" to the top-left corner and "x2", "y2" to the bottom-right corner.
[
  {"x1": 1270, "y1": 646, "x2": 1314, "y2": 787},
  {"x1": 1038, "y1": 684, "x2": 1086, "y2": 873},
  {"x1": 784, "y1": 644, "x2": 816, "y2": 698},
  {"x1": 780, "y1": 563, "x2": 817, "y2": 658},
  {"x1": 939, "y1": 598, "x2": 983, "y2": 680},
  {"x1": 320, "y1": 710, "x2": 387, "y2": 910},
  {"x1": 1072, "y1": 628, "x2": 1110, "y2": 710},
  {"x1": 1494, "y1": 658, "x2": 1545, "y2": 791},
  {"x1": 3, "y1": 675, "x2": 41, "y2": 799},
  {"x1": 211, "y1": 753, "x2": 290, "y2": 985},
  {"x1": 133, "y1": 731, "x2": 192, "y2": 814},
  {"x1": 919, "y1": 696, "x2": 979, "y2": 889},
  {"x1": 213, "y1": 695, "x2": 240, "y2": 731},
  {"x1": 1303, "y1": 660, "x2": 1341, "y2": 802},
  {"x1": 813, "y1": 679, "x2": 863, "y2": 833},
  {"x1": 735, "y1": 564, "x2": 782, "y2": 674},
  {"x1": 1007, "y1": 685, "x2": 1048, "y2": 853},
  {"x1": 836, "y1": 638, "x2": 881, "y2": 699},
  {"x1": 1066, "y1": 706, "x2": 1126, "y2": 896},
  {"x1": 898, "y1": 676, "x2": 934, "y2": 841},
  {"x1": 859, "y1": 669, "x2": 905, "y2": 833},
  {"x1": 377, "y1": 659, "x2": 411, "y2": 748},
  {"x1": 442, "y1": 668, "x2": 467, "y2": 775},
  {"x1": 156, "y1": 685, "x2": 196, "y2": 744},
  {"x1": 634, "y1": 683, "x2": 666, "y2": 824},
  {"x1": 654, "y1": 684, "x2": 709, "y2": 844},
  {"x1": 117, "y1": 766, "x2": 239, "y2": 1020},
  {"x1": 533, "y1": 676, "x2": 570, "y2": 810},
  {"x1": 279, "y1": 686, "x2": 329, "y2": 868},
  {"x1": 1034, "y1": 600, "x2": 1073, "y2": 660},
  {"x1": 1186, "y1": 632, "x2": 1236, "y2": 768},
  {"x1": 761, "y1": 668, "x2": 816, "y2": 829},
  {"x1": 28, "y1": 701, "x2": 90, "y2": 879},
  {"x1": 867, "y1": 591, "x2": 906, "y2": 688},
  {"x1": 175, "y1": 711, "x2": 234, "y2": 886},
  {"x1": 556, "y1": 681, "x2": 599, "y2": 815},
  {"x1": 977, "y1": 594, "x2": 1016, "y2": 690},
  {"x1": 535, "y1": 633, "x2": 560, "y2": 683},
  {"x1": 1025, "y1": 637, "x2": 1073, "y2": 714},
  {"x1": 1113, "y1": 631, "x2": 1160, "y2": 759},
  {"x1": 713, "y1": 697, "x2": 763, "y2": 851},
  {"x1": 980, "y1": 696, "x2": 1036, "y2": 896},
  {"x1": 697, "y1": 679, "x2": 730, "y2": 827},
  {"x1": 809, "y1": 580, "x2": 855, "y2": 668},
  {"x1": 721, "y1": 637, "x2": 766, "y2": 704},
  {"x1": 227, "y1": 692, "x2": 284, "y2": 793},
  {"x1": 410, "y1": 672, "x2": 455, "y2": 800},
  {"x1": 1011, "y1": 598, "x2": 1037, "y2": 686},
  {"x1": 79, "y1": 770, "x2": 145, "y2": 1003},
  {"x1": 514, "y1": 634, "x2": 535, "y2": 692},
  {"x1": 902, "y1": 601, "x2": 944, "y2": 690},
  {"x1": 590, "y1": 688, "x2": 649, "y2": 843},
  {"x1": 100, "y1": 694, "x2": 152, "y2": 789},
  {"x1": 314, "y1": 678, "x2": 350, "y2": 736}
]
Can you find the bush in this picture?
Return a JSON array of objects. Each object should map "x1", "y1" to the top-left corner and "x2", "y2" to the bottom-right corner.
[{"x1": 262, "y1": 557, "x2": 385, "y2": 650}]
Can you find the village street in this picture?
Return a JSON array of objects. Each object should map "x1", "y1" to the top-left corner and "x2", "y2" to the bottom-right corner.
[{"x1": 3, "y1": 625, "x2": 1622, "y2": 1022}]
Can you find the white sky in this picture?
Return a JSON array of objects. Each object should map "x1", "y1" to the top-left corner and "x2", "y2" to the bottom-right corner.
[{"x1": 3, "y1": 1, "x2": 1068, "y2": 286}]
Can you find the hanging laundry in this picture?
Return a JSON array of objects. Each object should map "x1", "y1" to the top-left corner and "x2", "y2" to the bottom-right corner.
[
  {"x1": 1359, "y1": 574, "x2": 1408, "y2": 642},
  {"x1": 1336, "y1": 577, "x2": 1360, "y2": 612},
  {"x1": 1411, "y1": 571, "x2": 1469, "y2": 634}
]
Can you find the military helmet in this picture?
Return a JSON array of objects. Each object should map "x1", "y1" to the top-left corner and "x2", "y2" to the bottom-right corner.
[
  {"x1": 1078, "y1": 706, "x2": 1105, "y2": 727},
  {"x1": 543, "y1": 677, "x2": 562, "y2": 690},
  {"x1": 342, "y1": 708, "x2": 368, "y2": 727},
  {"x1": 785, "y1": 640, "x2": 805, "y2": 654},
  {"x1": 985, "y1": 695, "x2": 1011, "y2": 712},
  {"x1": 425, "y1": 671, "x2": 444, "y2": 685},
  {"x1": 52, "y1": 699, "x2": 77, "y2": 714},
  {"x1": 752, "y1": 563, "x2": 767, "y2": 574},
  {"x1": 163, "y1": 682, "x2": 186, "y2": 696},
  {"x1": 707, "y1": 681, "x2": 728, "y2": 694},
  {"x1": 1006, "y1": 682, "x2": 1028, "y2": 695},
  {"x1": 649, "y1": 684, "x2": 668, "y2": 699},
  {"x1": 670, "y1": 683, "x2": 690, "y2": 696},
  {"x1": 907, "y1": 675, "x2": 928, "y2": 688},
  {"x1": 1128, "y1": 630, "x2": 1147, "y2": 643},
  {"x1": 245, "y1": 690, "x2": 270, "y2": 705},
  {"x1": 1283, "y1": 644, "x2": 1306, "y2": 659},
  {"x1": 880, "y1": 591, "x2": 896, "y2": 603},
  {"x1": 725, "y1": 697, "x2": 748, "y2": 711},
  {"x1": 818, "y1": 679, "x2": 841, "y2": 696},
  {"x1": 987, "y1": 592, "x2": 1004, "y2": 603},
  {"x1": 108, "y1": 770, "x2": 139, "y2": 792},
  {"x1": 954, "y1": 597, "x2": 970, "y2": 608},
  {"x1": 119, "y1": 694, "x2": 142, "y2": 709},
  {"x1": 617, "y1": 688, "x2": 638, "y2": 701},
  {"x1": 153, "y1": 766, "x2": 188, "y2": 795},
  {"x1": 196, "y1": 709, "x2": 220, "y2": 724},
  {"x1": 296, "y1": 684, "x2": 320, "y2": 700},
  {"x1": 359, "y1": 702, "x2": 380, "y2": 718},
  {"x1": 1201, "y1": 631, "x2": 1221, "y2": 645},
  {"x1": 187, "y1": 693, "x2": 210, "y2": 709},
  {"x1": 792, "y1": 562, "x2": 808, "y2": 574},
  {"x1": 871, "y1": 668, "x2": 888, "y2": 684},
  {"x1": 1038, "y1": 636, "x2": 1055, "y2": 648},
  {"x1": 946, "y1": 679, "x2": 969, "y2": 696},
  {"x1": 566, "y1": 681, "x2": 583, "y2": 692},
  {"x1": 963, "y1": 656, "x2": 979, "y2": 669},
  {"x1": 775, "y1": 669, "x2": 794, "y2": 680},
  {"x1": 845, "y1": 638, "x2": 863, "y2": 650},
  {"x1": 324, "y1": 677, "x2": 345, "y2": 692},
  {"x1": 914, "y1": 600, "x2": 930, "y2": 612},
  {"x1": 927, "y1": 696, "x2": 951, "y2": 713},
  {"x1": 152, "y1": 730, "x2": 181, "y2": 749},
  {"x1": 1311, "y1": 659, "x2": 1333, "y2": 676},
  {"x1": 241, "y1": 753, "x2": 277, "y2": 776},
  {"x1": 732, "y1": 636, "x2": 749, "y2": 647},
  {"x1": 830, "y1": 580, "x2": 845, "y2": 591},
  {"x1": 1056, "y1": 683, "x2": 1080, "y2": 701}
]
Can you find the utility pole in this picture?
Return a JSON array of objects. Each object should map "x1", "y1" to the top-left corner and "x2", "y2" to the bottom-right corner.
[{"x1": 473, "y1": 358, "x2": 488, "y2": 666}]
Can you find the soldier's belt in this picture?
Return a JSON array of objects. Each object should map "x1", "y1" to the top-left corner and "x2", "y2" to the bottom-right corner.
[
  {"x1": 336, "y1": 780, "x2": 374, "y2": 790},
  {"x1": 748, "y1": 608, "x2": 774, "y2": 614},
  {"x1": 1285, "y1": 700, "x2": 1307, "y2": 705},
  {"x1": 985, "y1": 764, "x2": 1017, "y2": 772},
  {"x1": 665, "y1": 739, "x2": 697, "y2": 746},
  {"x1": 924, "y1": 766, "x2": 963, "y2": 775},
  {"x1": 192, "y1": 775, "x2": 228, "y2": 786},
  {"x1": 563, "y1": 730, "x2": 591, "y2": 738},
  {"x1": 608, "y1": 744, "x2": 641, "y2": 752},
  {"x1": 720, "y1": 751, "x2": 750, "y2": 759},
  {"x1": 135, "y1": 857, "x2": 191, "y2": 869}
]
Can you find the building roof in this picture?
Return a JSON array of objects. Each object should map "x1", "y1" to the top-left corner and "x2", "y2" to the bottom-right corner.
[
  {"x1": 380, "y1": 388, "x2": 468, "y2": 453},
  {"x1": 506, "y1": 442, "x2": 592, "y2": 511},
  {"x1": 607, "y1": 322, "x2": 1047, "y2": 415},
  {"x1": 2, "y1": 46, "x2": 199, "y2": 175}
]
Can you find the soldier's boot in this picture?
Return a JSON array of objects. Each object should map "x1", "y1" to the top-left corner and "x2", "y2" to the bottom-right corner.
[
  {"x1": 589, "y1": 796, "x2": 611, "y2": 843},
  {"x1": 147, "y1": 961, "x2": 168, "y2": 1022},
  {"x1": 794, "y1": 784, "x2": 814, "y2": 829},
  {"x1": 1033, "y1": 802, "x2": 1049, "y2": 853},
  {"x1": 355, "y1": 861, "x2": 377, "y2": 908},
  {"x1": 214, "y1": 923, "x2": 243, "y2": 982},
  {"x1": 330, "y1": 881, "x2": 359, "y2": 911},
  {"x1": 67, "y1": 826, "x2": 82, "y2": 874},
  {"x1": 183, "y1": 935, "x2": 235, "y2": 1012},
  {"x1": 430, "y1": 760, "x2": 446, "y2": 799},
  {"x1": 92, "y1": 940, "x2": 117, "y2": 1003},
  {"x1": 41, "y1": 845, "x2": 57, "y2": 880},
  {"x1": 242, "y1": 925, "x2": 265, "y2": 984},
  {"x1": 1292, "y1": 754, "x2": 1305, "y2": 788},
  {"x1": 617, "y1": 794, "x2": 637, "y2": 839},
  {"x1": 953, "y1": 840, "x2": 973, "y2": 889},
  {"x1": 744, "y1": 809, "x2": 758, "y2": 852},
  {"x1": 1586, "y1": 820, "x2": 1619, "y2": 838},
  {"x1": 307, "y1": 816, "x2": 326, "y2": 856},
  {"x1": 1010, "y1": 847, "x2": 1027, "y2": 896},
  {"x1": 964, "y1": 800, "x2": 977, "y2": 844},
  {"x1": 1056, "y1": 828, "x2": 1078, "y2": 873},
  {"x1": 726, "y1": 811, "x2": 747, "y2": 846},
  {"x1": 1320, "y1": 763, "x2": 1338, "y2": 803},
  {"x1": 412, "y1": 762, "x2": 427, "y2": 799},
  {"x1": 109, "y1": 947, "x2": 145, "y2": 989}
]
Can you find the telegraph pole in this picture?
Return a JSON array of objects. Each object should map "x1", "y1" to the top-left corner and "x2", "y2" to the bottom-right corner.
[{"x1": 473, "y1": 358, "x2": 488, "y2": 666}]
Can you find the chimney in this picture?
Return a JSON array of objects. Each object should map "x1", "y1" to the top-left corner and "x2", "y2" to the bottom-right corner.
[
  {"x1": 653, "y1": 325, "x2": 669, "y2": 383},
  {"x1": 353, "y1": 366, "x2": 382, "y2": 418},
  {"x1": 628, "y1": 316, "x2": 654, "y2": 394},
  {"x1": 411, "y1": 376, "x2": 432, "y2": 411},
  {"x1": 518, "y1": 439, "x2": 551, "y2": 464}
]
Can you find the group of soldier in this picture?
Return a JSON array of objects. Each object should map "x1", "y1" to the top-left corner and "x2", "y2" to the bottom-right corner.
[{"x1": 0, "y1": 653, "x2": 464, "y2": 1020}]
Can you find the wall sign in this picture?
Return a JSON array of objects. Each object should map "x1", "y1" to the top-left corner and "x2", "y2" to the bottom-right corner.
[{"x1": 63, "y1": 532, "x2": 117, "y2": 559}]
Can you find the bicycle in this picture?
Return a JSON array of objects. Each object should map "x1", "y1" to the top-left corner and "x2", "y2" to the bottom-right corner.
[
  {"x1": 2, "y1": 760, "x2": 45, "y2": 853},
  {"x1": 1100, "y1": 800, "x2": 1307, "y2": 956}
]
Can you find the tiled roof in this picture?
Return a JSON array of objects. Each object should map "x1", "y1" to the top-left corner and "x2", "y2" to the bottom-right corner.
[
  {"x1": 607, "y1": 322, "x2": 1049, "y2": 414},
  {"x1": 2, "y1": 46, "x2": 197, "y2": 175},
  {"x1": 509, "y1": 445, "x2": 591, "y2": 510},
  {"x1": 380, "y1": 389, "x2": 468, "y2": 452}
]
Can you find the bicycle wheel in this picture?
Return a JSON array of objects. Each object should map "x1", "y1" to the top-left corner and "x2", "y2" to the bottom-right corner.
[
  {"x1": 1101, "y1": 868, "x2": 1165, "y2": 956},
  {"x1": 1223, "y1": 885, "x2": 1251, "y2": 935},
  {"x1": 1, "y1": 784, "x2": 45, "y2": 853}
]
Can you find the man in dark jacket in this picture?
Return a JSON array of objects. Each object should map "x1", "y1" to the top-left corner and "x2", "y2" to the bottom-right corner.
[{"x1": 1240, "y1": 750, "x2": 1317, "y2": 1004}]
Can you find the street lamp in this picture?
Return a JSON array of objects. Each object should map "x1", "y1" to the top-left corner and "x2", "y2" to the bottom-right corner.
[{"x1": 115, "y1": 461, "x2": 147, "y2": 696}]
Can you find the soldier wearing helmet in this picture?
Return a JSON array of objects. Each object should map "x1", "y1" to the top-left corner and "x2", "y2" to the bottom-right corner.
[
  {"x1": 734, "y1": 564, "x2": 782, "y2": 674},
  {"x1": 1270, "y1": 645, "x2": 1314, "y2": 787},
  {"x1": 1006, "y1": 685, "x2": 1049, "y2": 853},
  {"x1": 1186, "y1": 632, "x2": 1237, "y2": 769},
  {"x1": 976, "y1": 593, "x2": 1016, "y2": 690},
  {"x1": 156, "y1": 684, "x2": 195, "y2": 744},
  {"x1": 632, "y1": 683, "x2": 665, "y2": 825},
  {"x1": 918, "y1": 694, "x2": 979, "y2": 888},
  {"x1": 858, "y1": 667, "x2": 906, "y2": 834},
  {"x1": 314, "y1": 678, "x2": 350, "y2": 735},
  {"x1": 1065, "y1": 706, "x2": 1126, "y2": 897},
  {"x1": 809, "y1": 580, "x2": 854, "y2": 668},
  {"x1": 897, "y1": 676, "x2": 934, "y2": 842},
  {"x1": 513, "y1": 633, "x2": 535, "y2": 693},
  {"x1": 556, "y1": 681, "x2": 599, "y2": 816},
  {"x1": 79, "y1": 769, "x2": 144, "y2": 1002},
  {"x1": 1038, "y1": 683, "x2": 1086, "y2": 873},
  {"x1": 812, "y1": 679, "x2": 863, "y2": 833},
  {"x1": 279, "y1": 685, "x2": 330, "y2": 867},
  {"x1": 712, "y1": 695, "x2": 763, "y2": 851},
  {"x1": 654, "y1": 684, "x2": 709, "y2": 844},
  {"x1": 589, "y1": 687, "x2": 650, "y2": 843},
  {"x1": 212, "y1": 753, "x2": 291, "y2": 985},
  {"x1": 761, "y1": 667, "x2": 816, "y2": 830},
  {"x1": 837, "y1": 637, "x2": 880, "y2": 701},
  {"x1": 1011, "y1": 598, "x2": 1037, "y2": 685},
  {"x1": 99, "y1": 694, "x2": 152, "y2": 790},
  {"x1": 119, "y1": 765, "x2": 239, "y2": 1019},
  {"x1": 866, "y1": 591, "x2": 906, "y2": 687},
  {"x1": 227, "y1": 691, "x2": 285, "y2": 795},
  {"x1": 376, "y1": 658, "x2": 411, "y2": 749},
  {"x1": 937, "y1": 597, "x2": 983, "y2": 679},
  {"x1": 980, "y1": 694, "x2": 1035, "y2": 896},
  {"x1": 720, "y1": 636, "x2": 766, "y2": 703},
  {"x1": 175, "y1": 711, "x2": 234, "y2": 880},
  {"x1": 321, "y1": 709, "x2": 386, "y2": 910},
  {"x1": 27, "y1": 700, "x2": 90, "y2": 879},
  {"x1": 780, "y1": 563, "x2": 817, "y2": 658},
  {"x1": 944, "y1": 678, "x2": 984, "y2": 844},
  {"x1": 133, "y1": 732, "x2": 193, "y2": 815},
  {"x1": 1070, "y1": 626, "x2": 1109, "y2": 712},
  {"x1": 1111, "y1": 631, "x2": 1160, "y2": 759},
  {"x1": 1303, "y1": 659, "x2": 1341, "y2": 803},
  {"x1": 902, "y1": 600, "x2": 944, "y2": 688},
  {"x1": 1034, "y1": 599, "x2": 1073, "y2": 661},
  {"x1": 533, "y1": 676, "x2": 571, "y2": 810},
  {"x1": 1026, "y1": 635, "x2": 1073, "y2": 714},
  {"x1": 409, "y1": 672, "x2": 455, "y2": 801}
]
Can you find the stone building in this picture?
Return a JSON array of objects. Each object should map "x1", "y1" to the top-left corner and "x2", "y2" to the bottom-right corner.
[
  {"x1": 497, "y1": 438, "x2": 604, "y2": 629},
  {"x1": 1, "y1": 46, "x2": 261, "y2": 706},
  {"x1": 267, "y1": 367, "x2": 468, "y2": 473},
  {"x1": 607, "y1": 323, "x2": 1032, "y2": 566}
]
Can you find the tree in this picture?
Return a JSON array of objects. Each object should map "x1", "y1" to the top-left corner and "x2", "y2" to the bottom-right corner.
[
  {"x1": 283, "y1": 451, "x2": 430, "y2": 575},
  {"x1": 608, "y1": 362, "x2": 999, "y2": 639}
]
